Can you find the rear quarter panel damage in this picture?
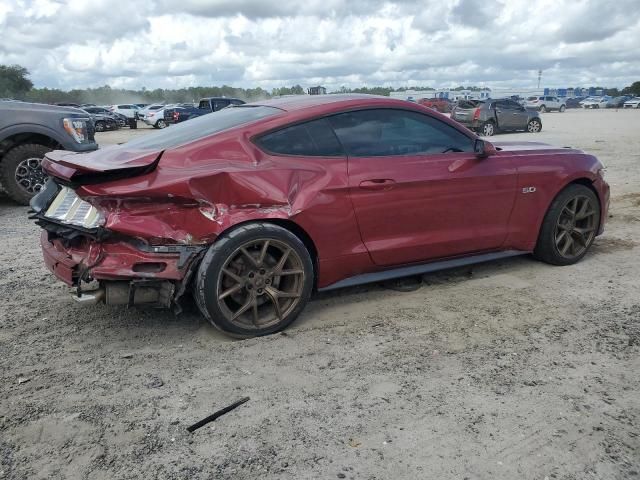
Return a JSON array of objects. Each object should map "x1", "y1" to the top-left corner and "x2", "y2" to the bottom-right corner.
[{"x1": 74, "y1": 134, "x2": 367, "y2": 284}]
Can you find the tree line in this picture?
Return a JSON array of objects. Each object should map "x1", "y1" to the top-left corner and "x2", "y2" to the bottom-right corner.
[{"x1": 1, "y1": 64, "x2": 639, "y2": 105}]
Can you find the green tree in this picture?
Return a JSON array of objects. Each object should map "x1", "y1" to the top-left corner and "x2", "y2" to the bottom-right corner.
[
  {"x1": 0, "y1": 64, "x2": 33, "y2": 99},
  {"x1": 622, "y1": 81, "x2": 640, "y2": 96}
]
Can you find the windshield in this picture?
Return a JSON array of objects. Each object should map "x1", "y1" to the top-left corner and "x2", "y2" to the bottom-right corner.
[{"x1": 124, "y1": 105, "x2": 281, "y2": 150}]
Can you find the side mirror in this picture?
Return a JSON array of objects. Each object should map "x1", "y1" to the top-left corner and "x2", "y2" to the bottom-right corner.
[{"x1": 474, "y1": 139, "x2": 497, "y2": 158}]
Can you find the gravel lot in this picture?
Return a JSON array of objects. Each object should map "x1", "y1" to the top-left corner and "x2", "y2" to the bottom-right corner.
[{"x1": 1, "y1": 109, "x2": 639, "y2": 479}]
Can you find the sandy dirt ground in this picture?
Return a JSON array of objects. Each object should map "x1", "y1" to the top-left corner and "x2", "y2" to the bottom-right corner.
[{"x1": 1, "y1": 109, "x2": 639, "y2": 479}]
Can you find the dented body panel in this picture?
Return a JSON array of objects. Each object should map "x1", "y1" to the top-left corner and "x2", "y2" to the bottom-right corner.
[{"x1": 32, "y1": 95, "x2": 609, "y2": 301}]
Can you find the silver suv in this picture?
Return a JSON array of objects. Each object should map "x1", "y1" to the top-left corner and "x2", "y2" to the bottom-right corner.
[{"x1": 524, "y1": 96, "x2": 566, "y2": 112}]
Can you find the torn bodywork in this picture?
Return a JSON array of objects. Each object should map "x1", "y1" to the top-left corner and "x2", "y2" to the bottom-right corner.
[{"x1": 29, "y1": 109, "x2": 363, "y2": 308}]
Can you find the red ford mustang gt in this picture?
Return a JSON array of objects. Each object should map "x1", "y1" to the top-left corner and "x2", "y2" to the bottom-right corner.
[{"x1": 31, "y1": 95, "x2": 609, "y2": 337}]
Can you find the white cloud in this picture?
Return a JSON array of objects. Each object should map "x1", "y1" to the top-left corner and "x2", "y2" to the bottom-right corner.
[{"x1": 0, "y1": 0, "x2": 639, "y2": 90}]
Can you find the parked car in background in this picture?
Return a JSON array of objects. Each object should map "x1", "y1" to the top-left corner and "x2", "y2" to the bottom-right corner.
[
  {"x1": 565, "y1": 97, "x2": 587, "y2": 108},
  {"x1": 198, "y1": 97, "x2": 245, "y2": 113},
  {"x1": 0, "y1": 101, "x2": 97, "y2": 204},
  {"x1": 451, "y1": 98, "x2": 542, "y2": 136},
  {"x1": 83, "y1": 106, "x2": 123, "y2": 129},
  {"x1": 82, "y1": 110, "x2": 119, "y2": 132},
  {"x1": 524, "y1": 96, "x2": 566, "y2": 112},
  {"x1": 141, "y1": 105, "x2": 177, "y2": 128},
  {"x1": 137, "y1": 104, "x2": 164, "y2": 120},
  {"x1": 55, "y1": 102, "x2": 81, "y2": 108},
  {"x1": 606, "y1": 96, "x2": 631, "y2": 108},
  {"x1": 580, "y1": 97, "x2": 611, "y2": 109},
  {"x1": 417, "y1": 97, "x2": 452, "y2": 113},
  {"x1": 109, "y1": 104, "x2": 139, "y2": 119},
  {"x1": 623, "y1": 97, "x2": 640, "y2": 108},
  {"x1": 164, "y1": 105, "x2": 207, "y2": 125},
  {"x1": 31, "y1": 94, "x2": 609, "y2": 337}
]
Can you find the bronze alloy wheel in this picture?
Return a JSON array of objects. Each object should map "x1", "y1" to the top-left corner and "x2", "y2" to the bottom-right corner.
[
  {"x1": 554, "y1": 195, "x2": 598, "y2": 259},
  {"x1": 216, "y1": 238, "x2": 306, "y2": 330}
]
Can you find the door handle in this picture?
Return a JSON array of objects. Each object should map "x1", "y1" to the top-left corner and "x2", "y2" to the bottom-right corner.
[{"x1": 359, "y1": 179, "x2": 396, "y2": 190}]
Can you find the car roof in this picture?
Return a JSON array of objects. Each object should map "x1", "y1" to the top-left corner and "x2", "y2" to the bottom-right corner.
[{"x1": 247, "y1": 94, "x2": 415, "y2": 112}]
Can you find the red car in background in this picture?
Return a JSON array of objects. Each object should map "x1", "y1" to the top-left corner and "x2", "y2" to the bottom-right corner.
[
  {"x1": 418, "y1": 97, "x2": 452, "y2": 113},
  {"x1": 31, "y1": 95, "x2": 609, "y2": 337}
]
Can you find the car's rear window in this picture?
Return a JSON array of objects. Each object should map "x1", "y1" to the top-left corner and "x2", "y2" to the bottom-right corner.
[{"x1": 124, "y1": 105, "x2": 281, "y2": 150}]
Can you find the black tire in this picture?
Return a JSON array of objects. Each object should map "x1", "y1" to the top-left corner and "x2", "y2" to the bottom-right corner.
[
  {"x1": 534, "y1": 184, "x2": 600, "y2": 266},
  {"x1": 195, "y1": 223, "x2": 314, "y2": 337},
  {"x1": 0, "y1": 143, "x2": 52, "y2": 205},
  {"x1": 539, "y1": 105, "x2": 546, "y2": 113},
  {"x1": 155, "y1": 119, "x2": 167, "y2": 129},
  {"x1": 480, "y1": 121, "x2": 496, "y2": 136},
  {"x1": 527, "y1": 118, "x2": 542, "y2": 133},
  {"x1": 94, "y1": 121, "x2": 105, "y2": 132},
  {"x1": 559, "y1": 105, "x2": 566, "y2": 112}
]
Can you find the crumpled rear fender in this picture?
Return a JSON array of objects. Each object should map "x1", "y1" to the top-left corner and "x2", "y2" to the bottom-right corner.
[{"x1": 75, "y1": 148, "x2": 365, "y2": 264}]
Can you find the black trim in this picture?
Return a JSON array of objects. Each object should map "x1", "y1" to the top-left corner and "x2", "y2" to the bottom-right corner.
[{"x1": 318, "y1": 250, "x2": 527, "y2": 291}]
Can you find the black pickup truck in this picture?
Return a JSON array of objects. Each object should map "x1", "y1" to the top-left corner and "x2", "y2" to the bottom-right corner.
[
  {"x1": 197, "y1": 97, "x2": 245, "y2": 112},
  {"x1": 0, "y1": 101, "x2": 98, "y2": 204}
]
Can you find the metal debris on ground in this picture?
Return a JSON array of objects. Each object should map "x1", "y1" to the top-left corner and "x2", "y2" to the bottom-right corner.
[{"x1": 187, "y1": 397, "x2": 250, "y2": 433}]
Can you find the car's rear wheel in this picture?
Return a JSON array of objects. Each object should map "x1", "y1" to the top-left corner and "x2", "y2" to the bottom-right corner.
[
  {"x1": 527, "y1": 119, "x2": 542, "y2": 133},
  {"x1": 481, "y1": 121, "x2": 495, "y2": 136},
  {"x1": 559, "y1": 105, "x2": 566, "y2": 112},
  {"x1": 155, "y1": 119, "x2": 167, "y2": 129},
  {"x1": 0, "y1": 143, "x2": 51, "y2": 205},
  {"x1": 534, "y1": 184, "x2": 600, "y2": 266},
  {"x1": 195, "y1": 223, "x2": 314, "y2": 337},
  {"x1": 539, "y1": 105, "x2": 546, "y2": 113}
]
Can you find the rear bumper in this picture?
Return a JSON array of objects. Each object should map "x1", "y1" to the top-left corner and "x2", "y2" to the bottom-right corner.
[{"x1": 40, "y1": 231, "x2": 200, "y2": 286}]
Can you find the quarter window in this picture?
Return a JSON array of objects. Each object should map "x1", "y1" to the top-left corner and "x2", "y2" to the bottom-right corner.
[
  {"x1": 257, "y1": 118, "x2": 344, "y2": 156},
  {"x1": 328, "y1": 109, "x2": 473, "y2": 157}
]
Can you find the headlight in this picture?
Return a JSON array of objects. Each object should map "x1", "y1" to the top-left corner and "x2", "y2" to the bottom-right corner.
[
  {"x1": 63, "y1": 117, "x2": 91, "y2": 144},
  {"x1": 44, "y1": 186, "x2": 105, "y2": 229}
]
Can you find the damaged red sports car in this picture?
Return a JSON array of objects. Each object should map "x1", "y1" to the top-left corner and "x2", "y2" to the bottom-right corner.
[{"x1": 31, "y1": 95, "x2": 609, "y2": 337}]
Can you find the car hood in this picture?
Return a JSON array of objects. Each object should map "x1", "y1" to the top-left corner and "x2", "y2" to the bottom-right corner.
[{"x1": 43, "y1": 145, "x2": 162, "y2": 182}]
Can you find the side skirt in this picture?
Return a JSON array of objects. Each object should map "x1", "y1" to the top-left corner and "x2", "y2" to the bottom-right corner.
[{"x1": 318, "y1": 250, "x2": 528, "y2": 292}]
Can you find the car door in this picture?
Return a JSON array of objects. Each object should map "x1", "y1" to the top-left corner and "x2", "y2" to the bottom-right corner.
[
  {"x1": 503, "y1": 100, "x2": 530, "y2": 130},
  {"x1": 493, "y1": 100, "x2": 514, "y2": 129},
  {"x1": 329, "y1": 108, "x2": 518, "y2": 266}
]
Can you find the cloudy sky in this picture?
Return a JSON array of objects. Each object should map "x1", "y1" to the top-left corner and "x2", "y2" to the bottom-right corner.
[{"x1": 1, "y1": 0, "x2": 639, "y2": 91}]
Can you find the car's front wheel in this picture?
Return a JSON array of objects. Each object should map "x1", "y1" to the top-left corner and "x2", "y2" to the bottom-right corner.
[
  {"x1": 527, "y1": 119, "x2": 542, "y2": 132},
  {"x1": 195, "y1": 223, "x2": 314, "y2": 337},
  {"x1": 559, "y1": 105, "x2": 566, "y2": 112},
  {"x1": 534, "y1": 184, "x2": 600, "y2": 266},
  {"x1": 539, "y1": 105, "x2": 546, "y2": 113},
  {"x1": 94, "y1": 121, "x2": 105, "y2": 132}
]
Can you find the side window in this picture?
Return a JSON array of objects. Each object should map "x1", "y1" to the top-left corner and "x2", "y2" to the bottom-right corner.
[
  {"x1": 257, "y1": 118, "x2": 344, "y2": 156},
  {"x1": 328, "y1": 109, "x2": 473, "y2": 157},
  {"x1": 502, "y1": 100, "x2": 520, "y2": 110},
  {"x1": 231, "y1": 99, "x2": 245, "y2": 105},
  {"x1": 198, "y1": 100, "x2": 210, "y2": 109},
  {"x1": 213, "y1": 100, "x2": 230, "y2": 111}
]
